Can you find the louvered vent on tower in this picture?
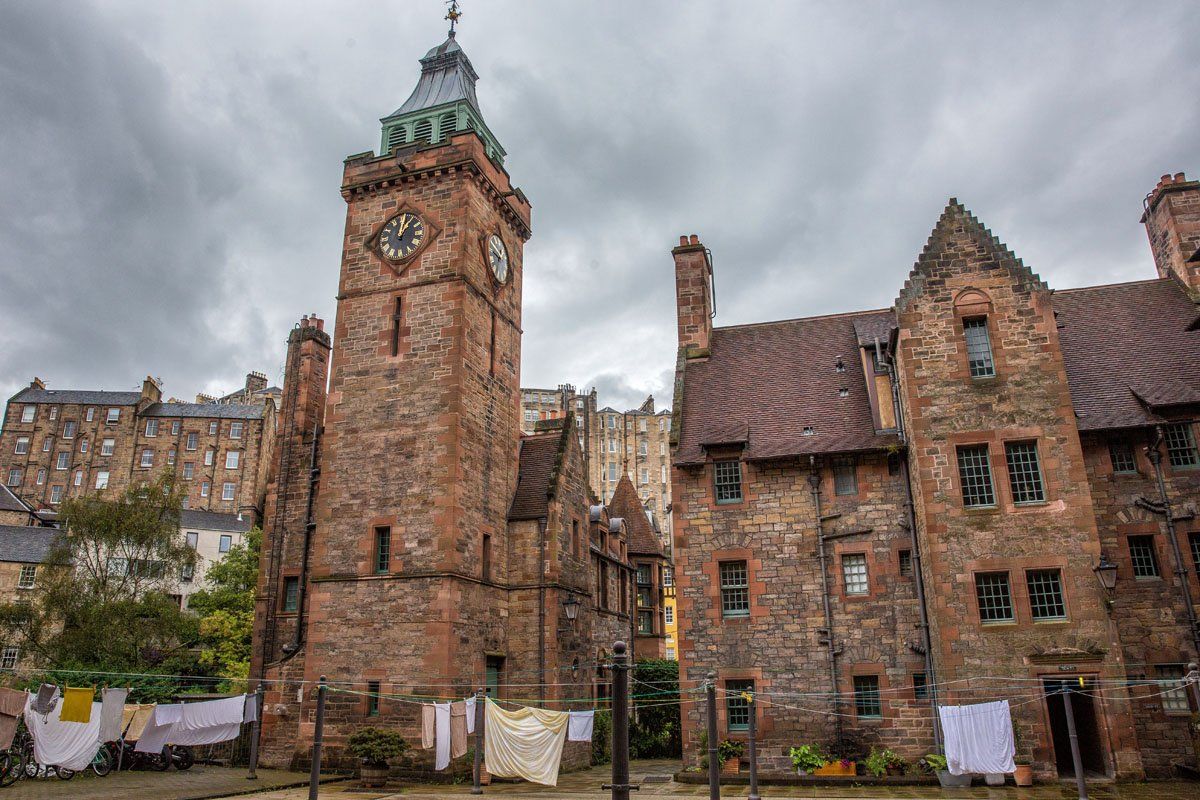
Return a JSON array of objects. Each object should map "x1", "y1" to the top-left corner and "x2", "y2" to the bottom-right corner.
[
  {"x1": 387, "y1": 126, "x2": 407, "y2": 153},
  {"x1": 438, "y1": 113, "x2": 457, "y2": 142},
  {"x1": 414, "y1": 118, "x2": 433, "y2": 144}
]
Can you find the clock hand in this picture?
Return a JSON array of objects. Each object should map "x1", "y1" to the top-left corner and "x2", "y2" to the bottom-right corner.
[{"x1": 397, "y1": 216, "x2": 412, "y2": 238}]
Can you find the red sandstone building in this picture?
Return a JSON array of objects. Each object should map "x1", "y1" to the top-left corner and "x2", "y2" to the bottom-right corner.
[
  {"x1": 251, "y1": 32, "x2": 666, "y2": 770},
  {"x1": 672, "y1": 175, "x2": 1200, "y2": 780}
]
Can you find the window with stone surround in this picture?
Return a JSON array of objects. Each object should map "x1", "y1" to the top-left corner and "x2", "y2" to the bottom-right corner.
[
  {"x1": 725, "y1": 679, "x2": 754, "y2": 731},
  {"x1": 1005, "y1": 441, "x2": 1045, "y2": 504},
  {"x1": 1128, "y1": 535, "x2": 1159, "y2": 579},
  {"x1": 374, "y1": 526, "x2": 391, "y2": 573},
  {"x1": 956, "y1": 445, "x2": 995, "y2": 507},
  {"x1": 6, "y1": 469, "x2": 20, "y2": 488},
  {"x1": 1155, "y1": 665, "x2": 1191, "y2": 713},
  {"x1": 899, "y1": 549, "x2": 913, "y2": 576},
  {"x1": 208, "y1": 421, "x2": 218, "y2": 436},
  {"x1": 638, "y1": 610, "x2": 653, "y2": 634},
  {"x1": 853, "y1": 675, "x2": 882, "y2": 718},
  {"x1": 282, "y1": 576, "x2": 300, "y2": 612},
  {"x1": 101, "y1": 438, "x2": 115, "y2": 456},
  {"x1": 1026, "y1": 569, "x2": 1066, "y2": 620},
  {"x1": 713, "y1": 460, "x2": 743, "y2": 504},
  {"x1": 14, "y1": 436, "x2": 28, "y2": 455},
  {"x1": 145, "y1": 420, "x2": 158, "y2": 437},
  {"x1": 367, "y1": 680, "x2": 381, "y2": 716},
  {"x1": 17, "y1": 565, "x2": 36, "y2": 589},
  {"x1": 833, "y1": 456, "x2": 857, "y2": 496},
  {"x1": 1190, "y1": 533, "x2": 1200, "y2": 574},
  {"x1": 963, "y1": 317, "x2": 995, "y2": 378},
  {"x1": 1164, "y1": 423, "x2": 1198, "y2": 468},
  {"x1": 974, "y1": 572, "x2": 1014, "y2": 623},
  {"x1": 1108, "y1": 441, "x2": 1136, "y2": 474},
  {"x1": 20, "y1": 406, "x2": 35, "y2": 424},
  {"x1": 841, "y1": 553, "x2": 868, "y2": 595},
  {"x1": 105, "y1": 408, "x2": 119, "y2": 424},
  {"x1": 0, "y1": 647, "x2": 18, "y2": 671},
  {"x1": 171, "y1": 420, "x2": 181, "y2": 436},
  {"x1": 913, "y1": 673, "x2": 928, "y2": 700},
  {"x1": 719, "y1": 560, "x2": 750, "y2": 619}
]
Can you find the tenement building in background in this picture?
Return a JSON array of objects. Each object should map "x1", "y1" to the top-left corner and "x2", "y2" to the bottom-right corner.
[
  {"x1": 672, "y1": 173, "x2": 1200, "y2": 780},
  {"x1": 1, "y1": 374, "x2": 275, "y2": 517},
  {"x1": 521, "y1": 386, "x2": 673, "y2": 541},
  {"x1": 252, "y1": 31, "x2": 666, "y2": 771}
]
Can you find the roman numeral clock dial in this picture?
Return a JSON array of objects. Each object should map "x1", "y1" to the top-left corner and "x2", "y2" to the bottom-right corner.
[{"x1": 378, "y1": 213, "x2": 424, "y2": 261}]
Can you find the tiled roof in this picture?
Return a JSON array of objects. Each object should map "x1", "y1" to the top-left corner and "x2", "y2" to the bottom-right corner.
[
  {"x1": 0, "y1": 485, "x2": 31, "y2": 515},
  {"x1": 1055, "y1": 279, "x2": 1200, "y2": 431},
  {"x1": 508, "y1": 430, "x2": 568, "y2": 521},
  {"x1": 142, "y1": 402, "x2": 265, "y2": 420},
  {"x1": 9, "y1": 388, "x2": 141, "y2": 406},
  {"x1": 851, "y1": 312, "x2": 896, "y2": 347},
  {"x1": 675, "y1": 311, "x2": 901, "y2": 465},
  {"x1": 607, "y1": 476, "x2": 664, "y2": 557},
  {"x1": 179, "y1": 509, "x2": 252, "y2": 533},
  {"x1": 0, "y1": 525, "x2": 62, "y2": 564}
]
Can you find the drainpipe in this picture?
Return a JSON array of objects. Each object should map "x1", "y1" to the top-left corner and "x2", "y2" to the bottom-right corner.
[
  {"x1": 538, "y1": 516, "x2": 547, "y2": 706},
  {"x1": 1145, "y1": 427, "x2": 1200, "y2": 657},
  {"x1": 809, "y1": 457, "x2": 842, "y2": 744},
  {"x1": 282, "y1": 422, "x2": 322, "y2": 657},
  {"x1": 884, "y1": 344, "x2": 942, "y2": 748}
]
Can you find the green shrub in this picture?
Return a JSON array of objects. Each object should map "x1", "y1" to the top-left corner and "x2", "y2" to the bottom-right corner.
[
  {"x1": 591, "y1": 709, "x2": 612, "y2": 765},
  {"x1": 717, "y1": 739, "x2": 744, "y2": 765},
  {"x1": 865, "y1": 747, "x2": 903, "y2": 777},
  {"x1": 921, "y1": 753, "x2": 947, "y2": 773},
  {"x1": 789, "y1": 744, "x2": 829, "y2": 772},
  {"x1": 346, "y1": 728, "x2": 408, "y2": 766}
]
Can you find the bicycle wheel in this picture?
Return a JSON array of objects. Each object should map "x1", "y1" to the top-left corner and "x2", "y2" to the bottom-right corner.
[
  {"x1": 150, "y1": 748, "x2": 171, "y2": 771},
  {"x1": 54, "y1": 766, "x2": 76, "y2": 780},
  {"x1": 91, "y1": 746, "x2": 114, "y2": 777},
  {"x1": 0, "y1": 749, "x2": 22, "y2": 787},
  {"x1": 172, "y1": 745, "x2": 194, "y2": 771}
]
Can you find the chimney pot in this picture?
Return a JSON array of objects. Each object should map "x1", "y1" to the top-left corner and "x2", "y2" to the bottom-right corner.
[
  {"x1": 1161, "y1": 174, "x2": 1172, "y2": 184},
  {"x1": 678, "y1": 235, "x2": 688, "y2": 246},
  {"x1": 689, "y1": 234, "x2": 699, "y2": 245},
  {"x1": 1174, "y1": 172, "x2": 1186, "y2": 182}
]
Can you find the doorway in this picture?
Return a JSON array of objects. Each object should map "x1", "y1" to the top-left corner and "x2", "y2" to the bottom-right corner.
[{"x1": 1043, "y1": 679, "x2": 1108, "y2": 778}]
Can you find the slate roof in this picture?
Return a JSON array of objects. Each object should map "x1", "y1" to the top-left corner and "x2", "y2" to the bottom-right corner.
[
  {"x1": 142, "y1": 402, "x2": 265, "y2": 420},
  {"x1": 9, "y1": 388, "x2": 141, "y2": 406},
  {"x1": 0, "y1": 485, "x2": 31, "y2": 515},
  {"x1": 179, "y1": 509, "x2": 252, "y2": 533},
  {"x1": 387, "y1": 34, "x2": 482, "y2": 119},
  {"x1": 1054, "y1": 278, "x2": 1200, "y2": 431},
  {"x1": 675, "y1": 310, "x2": 902, "y2": 465},
  {"x1": 0, "y1": 525, "x2": 62, "y2": 564},
  {"x1": 508, "y1": 430, "x2": 568, "y2": 521},
  {"x1": 607, "y1": 476, "x2": 665, "y2": 558},
  {"x1": 851, "y1": 312, "x2": 896, "y2": 347}
]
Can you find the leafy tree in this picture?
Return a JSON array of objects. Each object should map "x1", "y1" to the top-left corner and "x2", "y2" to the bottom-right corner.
[
  {"x1": 0, "y1": 473, "x2": 199, "y2": 672},
  {"x1": 188, "y1": 528, "x2": 261, "y2": 683},
  {"x1": 630, "y1": 658, "x2": 681, "y2": 758}
]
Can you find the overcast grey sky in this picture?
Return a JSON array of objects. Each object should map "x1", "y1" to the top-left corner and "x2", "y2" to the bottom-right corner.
[{"x1": 1, "y1": 1, "x2": 1197, "y2": 411}]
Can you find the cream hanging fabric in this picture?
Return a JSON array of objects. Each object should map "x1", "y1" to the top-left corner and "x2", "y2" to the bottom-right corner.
[{"x1": 483, "y1": 698, "x2": 568, "y2": 786}]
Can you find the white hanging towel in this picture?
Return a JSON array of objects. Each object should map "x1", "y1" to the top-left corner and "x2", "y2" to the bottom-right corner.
[
  {"x1": 567, "y1": 710, "x2": 594, "y2": 742},
  {"x1": 24, "y1": 694, "x2": 102, "y2": 771},
  {"x1": 434, "y1": 702, "x2": 452, "y2": 771},
  {"x1": 464, "y1": 696, "x2": 476, "y2": 734},
  {"x1": 135, "y1": 703, "x2": 182, "y2": 753},
  {"x1": 483, "y1": 698, "x2": 569, "y2": 786},
  {"x1": 170, "y1": 695, "x2": 245, "y2": 746},
  {"x1": 938, "y1": 700, "x2": 1016, "y2": 776},
  {"x1": 243, "y1": 693, "x2": 258, "y2": 723},
  {"x1": 97, "y1": 688, "x2": 128, "y2": 743}
]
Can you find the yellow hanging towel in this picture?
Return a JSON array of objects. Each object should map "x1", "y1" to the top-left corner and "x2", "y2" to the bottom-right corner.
[{"x1": 58, "y1": 687, "x2": 94, "y2": 723}]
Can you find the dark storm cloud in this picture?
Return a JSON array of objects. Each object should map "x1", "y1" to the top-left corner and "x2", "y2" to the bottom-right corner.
[{"x1": 1, "y1": 1, "x2": 1197, "y2": 412}]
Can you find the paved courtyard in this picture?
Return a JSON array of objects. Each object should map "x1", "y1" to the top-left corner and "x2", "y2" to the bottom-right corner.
[{"x1": 2, "y1": 760, "x2": 1196, "y2": 800}]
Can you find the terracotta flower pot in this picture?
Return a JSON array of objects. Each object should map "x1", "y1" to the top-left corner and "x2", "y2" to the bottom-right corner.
[
  {"x1": 1014, "y1": 764, "x2": 1033, "y2": 786},
  {"x1": 721, "y1": 758, "x2": 740, "y2": 775}
]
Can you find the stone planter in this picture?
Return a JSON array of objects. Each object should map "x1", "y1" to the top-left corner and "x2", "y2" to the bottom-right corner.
[
  {"x1": 937, "y1": 770, "x2": 972, "y2": 788},
  {"x1": 985, "y1": 772, "x2": 1006, "y2": 786},
  {"x1": 359, "y1": 763, "x2": 389, "y2": 788},
  {"x1": 813, "y1": 761, "x2": 856, "y2": 776},
  {"x1": 1014, "y1": 764, "x2": 1033, "y2": 786}
]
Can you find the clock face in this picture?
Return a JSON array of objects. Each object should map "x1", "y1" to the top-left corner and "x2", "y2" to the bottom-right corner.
[
  {"x1": 488, "y1": 234, "x2": 509, "y2": 283},
  {"x1": 379, "y1": 213, "x2": 425, "y2": 261}
]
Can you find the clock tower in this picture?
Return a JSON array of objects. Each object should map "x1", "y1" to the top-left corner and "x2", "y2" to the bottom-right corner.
[{"x1": 254, "y1": 28, "x2": 532, "y2": 766}]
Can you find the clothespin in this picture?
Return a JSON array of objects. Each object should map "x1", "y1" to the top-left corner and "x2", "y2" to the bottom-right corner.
[{"x1": 1078, "y1": 676, "x2": 1085, "y2": 688}]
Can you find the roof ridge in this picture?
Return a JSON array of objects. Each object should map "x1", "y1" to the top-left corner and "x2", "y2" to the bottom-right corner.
[
  {"x1": 1055, "y1": 277, "x2": 1173, "y2": 294},
  {"x1": 716, "y1": 307, "x2": 893, "y2": 332}
]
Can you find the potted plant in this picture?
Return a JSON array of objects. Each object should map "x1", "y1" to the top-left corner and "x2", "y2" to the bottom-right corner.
[
  {"x1": 1013, "y1": 725, "x2": 1033, "y2": 786},
  {"x1": 924, "y1": 753, "x2": 970, "y2": 788},
  {"x1": 865, "y1": 747, "x2": 904, "y2": 778},
  {"x1": 814, "y1": 756, "x2": 857, "y2": 776},
  {"x1": 789, "y1": 744, "x2": 828, "y2": 775},
  {"x1": 718, "y1": 739, "x2": 745, "y2": 774},
  {"x1": 347, "y1": 727, "x2": 408, "y2": 788}
]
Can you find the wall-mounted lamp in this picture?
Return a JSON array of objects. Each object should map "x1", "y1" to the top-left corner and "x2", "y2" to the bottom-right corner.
[
  {"x1": 563, "y1": 596, "x2": 581, "y2": 622},
  {"x1": 1093, "y1": 556, "x2": 1118, "y2": 592}
]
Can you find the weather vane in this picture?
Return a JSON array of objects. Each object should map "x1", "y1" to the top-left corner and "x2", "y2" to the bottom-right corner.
[{"x1": 446, "y1": 1, "x2": 462, "y2": 36}]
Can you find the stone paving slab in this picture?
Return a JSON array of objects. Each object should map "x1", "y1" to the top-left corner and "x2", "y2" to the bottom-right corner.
[{"x1": 1, "y1": 765, "x2": 331, "y2": 800}]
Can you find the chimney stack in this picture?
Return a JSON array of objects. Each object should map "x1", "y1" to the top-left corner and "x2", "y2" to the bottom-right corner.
[
  {"x1": 1141, "y1": 171, "x2": 1200, "y2": 295},
  {"x1": 245, "y1": 371, "x2": 268, "y2": 395},
  {"x1": 673, "y1": 234, "x2": 713, "y2": 356}
]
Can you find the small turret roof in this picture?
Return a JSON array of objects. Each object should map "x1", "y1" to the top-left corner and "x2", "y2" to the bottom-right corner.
[{"x1": 385, "y1": 33, "x2": 482, "y2": 120}]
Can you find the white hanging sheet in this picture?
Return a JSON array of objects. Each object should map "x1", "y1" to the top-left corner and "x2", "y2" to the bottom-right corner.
[
  {"x1": 168, "y1": 695, "x2": 245, "y2": 746},
  {"x1": 98, "y1": 688, "x2": 128, "y2": 743},
  {"x1": 938, "y1": 700, "x2": 1016, "y2": 776},
  {"x1": 135, "y1": 703, "x2": 181, "y2": 753},
  {"x1": 24, "y1": 694, "x2": 102, "y2": 771},
  {"x1": 434, "y1": 702, "x2": 451, "y2": 771},
  {"x1": 465, "y1": 695, "x2": 476, "y2": 734},
  {"x1": 483, "y1": 698, "x2": 568, "y2": 786}
]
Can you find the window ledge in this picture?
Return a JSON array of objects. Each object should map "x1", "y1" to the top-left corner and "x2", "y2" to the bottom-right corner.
[
  {"x1": 963, "y1": 505, "x2": 999, "y2": 514},
  {"x1": 1032, "y1": 618, "x2": 1070, "y2": 625},
  {"x1": 980, "y1": 621, "x2": 1017, "y2": 628}
]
